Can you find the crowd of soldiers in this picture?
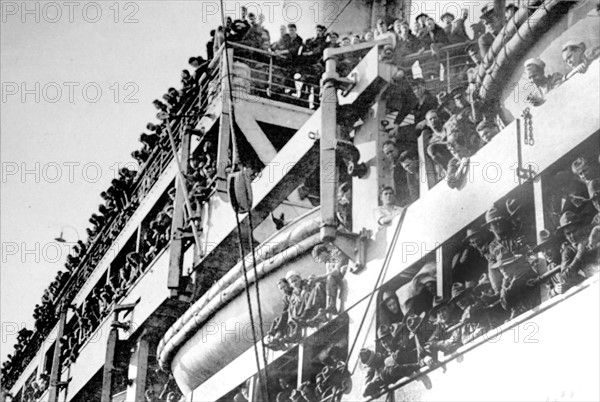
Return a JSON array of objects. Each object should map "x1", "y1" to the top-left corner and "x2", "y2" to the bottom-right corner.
[
  {"x1": 360, "y1": 153, "x2": 599, "y2": 397},
  {"x1": 0, "y1": 16, "x2": 218, "y2": 390},
  {"x1": 381, "y1": 43, "x2": 598, "y2": 209},
  {"x1": 265, "y1": 244, "x2": 347, "y2": 351}
]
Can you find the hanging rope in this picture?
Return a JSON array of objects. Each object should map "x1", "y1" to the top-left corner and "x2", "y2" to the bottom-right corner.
[
  {"x1": 345, "y1": 209, "x2": 408, "y2": 371},
  {"x1": 233, "y1": 211, "x2": 267, "y2": 401},
  {"x1": 218, "y1": 2, "x2": 270, "y2": 398},
  {"x1": 247, "y1": 208, "x2": 271, "y2": 398},
  {"x1": 325, "y1": 0, "x2": 354, "y2": 30}
]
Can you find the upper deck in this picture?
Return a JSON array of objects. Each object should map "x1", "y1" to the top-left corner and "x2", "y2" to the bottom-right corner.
[{"x1": 3, "y1": 1, "x2": 599, "y2": 401}]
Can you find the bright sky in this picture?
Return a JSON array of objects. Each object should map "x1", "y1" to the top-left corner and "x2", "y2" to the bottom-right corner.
[{"x1": 0, "y1": 0, "x2": 485, "y2": 368}]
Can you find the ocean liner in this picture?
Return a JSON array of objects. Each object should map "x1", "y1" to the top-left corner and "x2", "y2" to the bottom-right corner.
[{"x1": 2, "y1": 0, "x2": 599, "y2": 401}]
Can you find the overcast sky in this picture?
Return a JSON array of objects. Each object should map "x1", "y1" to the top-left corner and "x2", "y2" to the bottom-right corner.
[{"x1": 0, "y1": 0, "x2": 486, "y2": 366}]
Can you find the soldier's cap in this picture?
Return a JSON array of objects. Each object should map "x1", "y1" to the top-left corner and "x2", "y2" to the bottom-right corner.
[
  {"x1": 285, "y1": 270, "x2": 301, "y2": 281},
  {"x1": 441, "y1": 12, "x2": 455, "y2": 21},
  {"x1": 473, "y1": 273, "x2": 493, "y2": 294},
  {"x1": 316, "y1": 24, "x2": 326, "y2": 31},
  {"x1": 562, "y1": 40, "x2": 586, "y2": 52},
  {"x1": 375, "y1": 323, "x2": 404, "y2": 342},
  {"x1": 533, "y1": 229, "x2": 560, "y2": 252},
  {"x1": 449, "y1": 282, "x2": 474, "y2": 303},
  {"x1": 482, "y1": 206, "x2": 509, "y2": 227},
  {"x1": 359, "y1": 348, "x2": 379, "y2": 367},
  {"x1": 463, "y1": 227, "x2": 487, "y2": 243},
  {"x1": 415, "y1": 13, "x2": 429, "y2": 20},
  {"x1": 466, "y1": 43, "x2": 479, "y2": 53},
  {"x1": 524, "y1": 58, "x2": 546, "y2": 70},
  {"x1": 481, "y1": 7, "x2": 498, "y2": 22},
  {"x1": 555, "y1": 210, "x2": 584, "y2": 232},
  {"x1": 429, "y1": 295, "x2": 449, "y2": 316},
  {"x1": 585, "y1": 178, "x2": 600, "y2": 200}
]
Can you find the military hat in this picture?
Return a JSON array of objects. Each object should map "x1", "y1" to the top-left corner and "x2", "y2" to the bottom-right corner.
[
  {"x1": 449, "y1": 282, "x2": 473, "y2": 303},
  {"x1": 429, "y1": 295, "x2": 449, "y2": 316},
  {"x1": 463, "y1": 227, "x2": 487, "y2": 243},
  {"x1": 415, "y1": 13, "x2": 429, "y2": 21},
  {"x1": 375, "y1": 324, "x2": 392, "y2": 342},
  {"x1": 482, "y1": 206, "x2": 508, "y2": 227},
  {"x1": 316, "y1": 24, "x2": 326, "y2": 31},
  {"x1": 555, "y1": 210, "x2": 583, "y2": 232},
  {"x1": 524, "y1": 58, "x2": 546, "y2": 70},
  {"x1": 359, "y1": 348, "x2": 380, "y2": 367},
  {"x1": 533, "y1": 229, "x2": 560, "y2": 252},
  {"x1": 285, "y1": 270, "x2": 301, "y2": 281},
  {"x1": 375, "y1": 323, "x2": 403, "y2": 342},
  {"x1": 440, "y1": 12, "x2": 455, "y2": 21},
  {"x1": 585, "y1": 178, "x2": 600, "y2": 200},
  {"x1": 562, "y1": 40, "x2": 586, "y2": 52},
  {"x1": 480, "y1": 7, "x2": 498, "y2": 22},
  {"x1": 473, "y1": 273, "x2": 494, "y2": 295}
]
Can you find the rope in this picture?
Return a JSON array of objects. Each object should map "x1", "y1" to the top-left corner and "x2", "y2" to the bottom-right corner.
[
  {"x1": 247, "y1": 209, "x2": 271, "y2": 402},
  {"x1": 326, "y1": 0, "x2": 354, "y2": 30},
  {"x1": 233, "y1": 210, "x2": 266, "y2": 401},
  {"x1": 218, "y1": 2, "x2": 269, "y2": 397},
  {"x1": 345, "y1": 208, "x2": 408, "y2": 370}
]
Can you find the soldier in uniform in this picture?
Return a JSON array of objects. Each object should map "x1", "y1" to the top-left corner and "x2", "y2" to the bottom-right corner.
[
  {"x1": 444, "y1": 113, "x2": 481, "y2": 189},
  {"x1": 531, "y1": 229, "x2": 581, "y2": 297},
  {"x1": 311, "y1": 244, "x2": 346, "y2": 316},
  {"x1": 483, "y1": 206, "x2": 538, "y2": 319},
  {"x1": 362, "y1": 323, "x2": 432, "y2": 397},
  {"x1": 571, "y1": 156, "x2": 600, "y2": 184},
  {"x1": 558, "y1": 210, "x2": 599, "y2": 280},
  {"x1": 523, "y1": 58, "x2": 563, "y2": 106},
  {"x1": 373, "y1": 187, "x2": 404, "y2": 228},
  {"x1": 562, "y1": 40, "x2": 600, "y2": 77},
  {"x1": 478, "y1": 7, "x2": 503, "y2": 58},
  {"x1": 266, "y1": 278, "x2": 293, "y2": 350}
]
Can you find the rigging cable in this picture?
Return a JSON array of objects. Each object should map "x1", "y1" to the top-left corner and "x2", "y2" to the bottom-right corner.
[
  {"x1": 247, "y1": 207, "x2": 271, "y2": 399},
  {"x1": 344, "y1": 209, "x2": 408, "y2": 372},
  {"x1": 218, "y1": 1, "x2": 270, "y2": 398},
  {"x1": 325, "y1": 0, "x2": 354, "y2": 30},
  {"x1": 233, "y1": 210, "x2": 267, "y2": 401}
]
